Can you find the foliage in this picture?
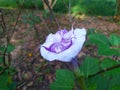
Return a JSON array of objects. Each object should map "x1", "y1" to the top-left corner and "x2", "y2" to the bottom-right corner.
[
  {"x1": 0, "y1": 71, "x2": 16, "y2": 90},
  {"x1": 72, "y1": 0, "x2": 116, "y2": 16},
  {"x1": 50, "y1": 29, "x2": 120, "y2": 90},
  {"x1": 0, "y1": 0, "x2": 17, "y2": 8},
  {"x1": 0, "y1": 44, "x2": 16, "y2": 90},
  {"x1": 0, "y1": 0, "x2": 117, "y2": 16},
  {"x1": 80, "y1": 56, "x2": 99, "y2": 77},
  {"x1": 50, "y1": 69, "x2": 75, "y2": 90}
]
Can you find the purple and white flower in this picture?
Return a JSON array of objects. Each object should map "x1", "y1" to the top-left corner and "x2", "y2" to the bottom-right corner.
[{"x1": 40, "y1": 28, "x2": 86, "y2": 62}]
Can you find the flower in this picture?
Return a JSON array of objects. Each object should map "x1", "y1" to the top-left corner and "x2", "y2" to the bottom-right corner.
[{"x1": 40, "y1": 28, "x2": 86, "y2": 62}]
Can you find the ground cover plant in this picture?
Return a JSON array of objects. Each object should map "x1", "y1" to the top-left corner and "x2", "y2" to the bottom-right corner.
[{"x1": 0, "y1": 0, "x2": 120, "y2": 90}]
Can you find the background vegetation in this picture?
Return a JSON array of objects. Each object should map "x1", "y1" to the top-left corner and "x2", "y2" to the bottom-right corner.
[{"x1": 0, "y1": 0, "x2": 117, "y2": 16}]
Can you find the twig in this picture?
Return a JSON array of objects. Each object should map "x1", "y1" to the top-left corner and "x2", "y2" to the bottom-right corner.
[
  {"x1": 51, "y1": 0, "x2": 57, "y2": 9},
  {"x1": 68, "y1": 0, "x2": 72, "y2": 23},
  {"x1": 88, "y1": 64, "x2": 120, "y2": 78},
  {"x1": 0, "y1": 9, "x2": 12, "y2": 74},
  {"x1": 44, "y1": 0, "x2": 61, "y2": 29},
  {"x1": 31, "y1": 1, "x2": 50, "y2": 33},
  {"x1": 11, "y1": 1, "x2": 23, "y2": 40},
  {"x1": 13, "y1": 8, "x2": 22, "y2": 33},
  {"x1": 16, "y1": 72, "x2": 43, "y2": 89},
  {"x1": 0, "y1": 66, "x2": 9, "y2": 74},
  {"x1": 3, "y1": 47, "x2": 7, "y2": 66},
  {"x1": 0, "y1": 9, "x2": 7, "y2": 33},
  {"x1": 61, "y1": 0, "x2": 69, "y2": 9}
]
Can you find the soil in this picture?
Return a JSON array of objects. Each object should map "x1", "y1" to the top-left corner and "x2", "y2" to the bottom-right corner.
[{"x1": 0, "y1": 9, "x2": 120, "y2": 90}]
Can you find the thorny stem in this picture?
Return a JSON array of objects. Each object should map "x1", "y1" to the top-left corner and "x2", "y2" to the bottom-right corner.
[
  {"x1": 71, "y1": 58, "x2": 87, "y2": 90},
  {"x1": 44, "y1": 0, "x2": 61, "y2": 29}
]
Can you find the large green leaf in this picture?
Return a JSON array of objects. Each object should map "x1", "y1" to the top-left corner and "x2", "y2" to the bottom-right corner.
[
  {"x1": 100, "y1": 58, "x2": 118, "y2": 69},
  {"x1": 108, "y1": 74, "x2": 120, "y2": 90},
  {"x1": 98, "y1": 45, "x2": 118, "y2": 56},
  {"x1": 0, "y1": 46, "x2": 5, "y2": 52},
  {"x1": 80, "y1": 56, "x2": 99, "y2": 77},
  {"x1": 109, "y1": 34, "x2": 120, "y2": 46},
  {"x1": 6, "y1": 44, "x2": 15, "y2": 53},
  {"x1": 8, "y1": 77, "x2": 16, "y2": 90},
  {"x1": 8, "y1": 82, "x2": 16, "y2": 90},
  {"x1": 0, "y1": 74, "x2": 9, "y2": 90},
  {"x1": 87, "y1": 83, "x2": 97, "y2": 90},
  {"x1": 109, "y1": 85, "x2": 120, "y2": 90},
  {"x1": 0, "y1": 57, "x2": 3, "y2": 63},
  {"x1": 87, "y1": 75, "x2": 110, "y2": 90},
  {"x1": 88, "y1": 33, "x2": 110, "y2": 46},
  {"x1": 50, "y1": 69, "x2": 75, "y2": 90},
  {"x1": 104, "y1": 67, "x2": 120, "y2": 77}
]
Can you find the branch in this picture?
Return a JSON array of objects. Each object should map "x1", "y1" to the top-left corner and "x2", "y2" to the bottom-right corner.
[
  {"x1": 44, "y1": 0, "x2": 61, "y2": 29},
  {"x1": 31, "y1": 0, "x2": 50, "y2": 33},
  {"x1": 0, "y1": 9, "x2": 7, "y2": 33},
  {"x1": 88, "y1": 64, "x2": 120, "y2": 78},
  {"x1": 0, "y1": 66, "x2": 9, "y2": 74}
]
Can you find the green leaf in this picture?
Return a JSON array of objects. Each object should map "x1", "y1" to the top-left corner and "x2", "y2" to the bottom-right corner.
[
  {"x1": 80, "y1": 56, "x2": 99, "y2": 77},
  {"x1": 6, "y1": 44, "x2": 15, "y2": 53},
  {"x1": 0, "y1": 74, "x2": 9, "y2": 90},
  {"x1": 0, "y1": 57, "x2": 3, "y2": 63},
  {"x1": 8, "y1": 77, "x2": 16, "y2": 89},
  {"x1": 88, "y1": 33, "x2": 110, "y2": 46},
  {"x1": 100, "y1": 58, "x2": 118, "y2": 69},
  {"x1": 50, "y1": 69, "x2": 75, "y2": 90},
  {"x1": 87, "y1": 75, "x2": 110, "y2": 90},
  {"x1": 104, "y1": 68, "x2": 120, "y2": 77},
  {"x1": 109, "y1": 74, "x2": 120, "y2": 90},
  {"x1": 109, "y1": 85, "x2": 120, "y2": 90},
  {"x1": 109, "y1": 34, "x2": 120, "y2": 46},
  {"x1": 8, "y1": 82, "x2": 16, "y2": 90},
  {"x1": 87, "y1": 83, "x2": 97, "y2": 90},
  {"x1": 0, "y1": 46, "x2": 5, "y2": 52},
  {"x1": 98, "y1": 45, "x2": 118, "y2": 56}
]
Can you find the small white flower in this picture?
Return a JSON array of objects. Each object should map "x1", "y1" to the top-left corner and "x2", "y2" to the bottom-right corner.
[{"x1": 40, "y1": 28, "x2": 86, "y2": 62}]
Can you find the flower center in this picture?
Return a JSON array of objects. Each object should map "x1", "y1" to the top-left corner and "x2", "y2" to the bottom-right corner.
[{"x1": 44, "y1": 38, "x2": 72, "y2": 54}]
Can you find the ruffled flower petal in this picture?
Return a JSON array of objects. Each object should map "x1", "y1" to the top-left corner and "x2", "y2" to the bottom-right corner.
[{"x1": 40, "y1": 28, "x2": 86, "y2": 62}]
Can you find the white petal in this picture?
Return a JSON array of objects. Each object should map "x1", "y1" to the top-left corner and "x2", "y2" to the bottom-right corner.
[
  {"x1": 57, "y1": 28, "x2": 86, "y2": 62},
  {"x1": 40, "y1": 28, "x2": 86, "y2": 62},
  {"x1": 43, "y1": 33, "x2": 54, "y2": 47},
  {"x1": 63, "y1": 29, "x2": 73, "y2": 39},
  {"x1": 53, "y1": 33, "x2": 62, "y2": 42},
  {"x1": 42, "y1": 32, "x2": 62, "y2": 47}
]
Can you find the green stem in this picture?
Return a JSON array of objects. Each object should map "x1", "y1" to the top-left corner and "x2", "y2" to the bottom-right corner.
[
  {"x1": 74, "y1": 69, "x2": 87, "y2": 90},
  {"x1": 71, "y1": 58, "x2": 87, "y2": 90}
]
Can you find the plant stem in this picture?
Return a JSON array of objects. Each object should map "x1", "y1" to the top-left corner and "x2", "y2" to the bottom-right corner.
[
  {"x1": 73, "y1": 68, "x2": 87, "y2": 90},
  {"x1": 71, "y1": 58, "x2": 87, "y2": 90}
]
